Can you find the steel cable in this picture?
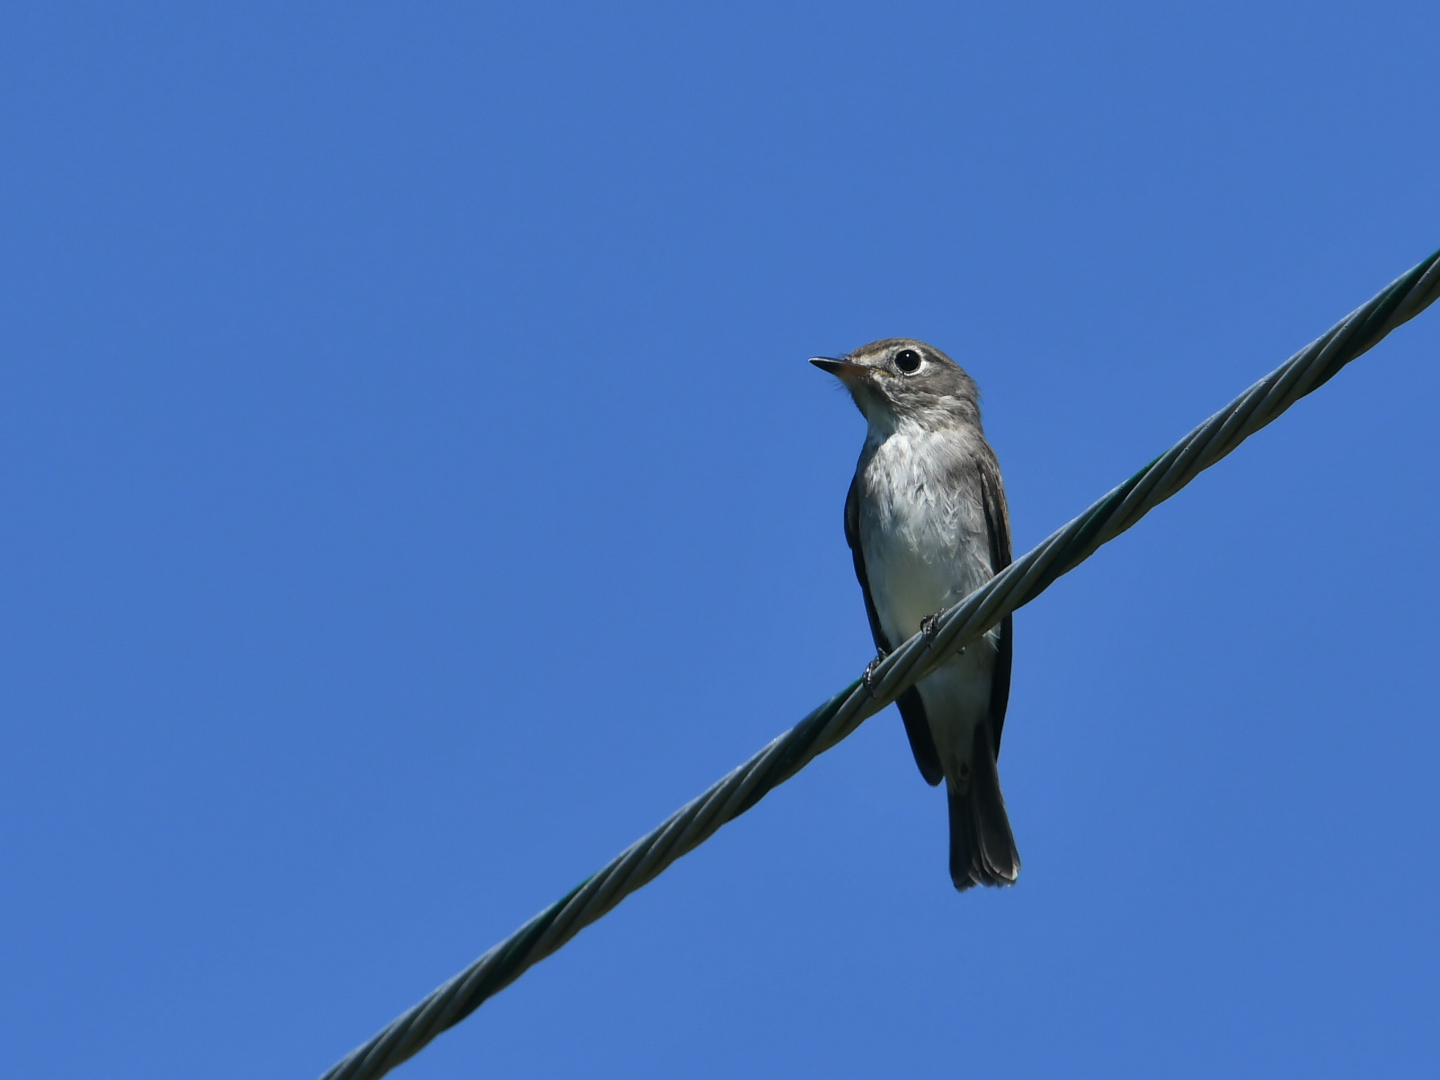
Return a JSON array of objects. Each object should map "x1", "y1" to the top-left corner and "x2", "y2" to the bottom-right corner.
[{"x1": 318, "y1": 248, "x2": 1440, "y2": 1080}]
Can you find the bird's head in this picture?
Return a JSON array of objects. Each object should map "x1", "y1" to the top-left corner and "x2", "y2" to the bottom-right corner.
[{"x1": 810, "y1": 338, "x2": 980, "y2": 431}]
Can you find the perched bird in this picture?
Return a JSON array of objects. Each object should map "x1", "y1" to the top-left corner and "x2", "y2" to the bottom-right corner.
[{"x1": 812, "y1": 339, "x2": 1019, "y2": 891}]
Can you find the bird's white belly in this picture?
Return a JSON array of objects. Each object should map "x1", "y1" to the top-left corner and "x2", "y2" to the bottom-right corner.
[
  {"x1": 867, "y1": 514, "x2": 997, "y2": 775},
  {"x1": 866, "y1": 529, "x2": 984, "y2": 644}
]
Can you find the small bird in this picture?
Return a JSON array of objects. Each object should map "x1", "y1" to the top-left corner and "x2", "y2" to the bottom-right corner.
[{"x1": 812, "y1": 339, "x2": 1019, "y2": 891}]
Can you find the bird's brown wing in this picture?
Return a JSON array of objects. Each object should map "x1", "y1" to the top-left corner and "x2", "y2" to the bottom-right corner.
[
  {"x1": 978, "y1": 454, "x2": 1014, "y2": 755},
  {"x1": 846, "y1": 473, "x2": 944, "y2": 786}
]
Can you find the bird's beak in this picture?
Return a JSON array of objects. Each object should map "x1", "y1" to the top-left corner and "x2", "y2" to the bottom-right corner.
[{"x1": 809, "y1": 357, "x2": 871, "y2": 382}]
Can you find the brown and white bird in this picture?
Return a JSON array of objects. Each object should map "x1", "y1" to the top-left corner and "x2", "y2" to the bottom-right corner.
[{"x1": 812, "y1": 338, "x2": 1019, "y2": 891}]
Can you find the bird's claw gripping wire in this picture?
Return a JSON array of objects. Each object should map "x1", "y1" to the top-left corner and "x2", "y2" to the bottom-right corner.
[
  {"x1": 920, "y1": 611, "x2": 961, "y2": 654},
  {"x1": 862, "y1": 652, "x2": 886, "y2": 691}
]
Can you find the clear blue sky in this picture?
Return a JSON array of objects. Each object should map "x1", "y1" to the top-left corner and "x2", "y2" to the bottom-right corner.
[{"x1": 2, "y1": 4, "x2": 1437, "y2": 1077}]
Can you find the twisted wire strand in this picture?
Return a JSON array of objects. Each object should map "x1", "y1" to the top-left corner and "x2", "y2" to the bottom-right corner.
[{"x1": 318, "y1": 248, "x2": 1440, "y2": 1080}]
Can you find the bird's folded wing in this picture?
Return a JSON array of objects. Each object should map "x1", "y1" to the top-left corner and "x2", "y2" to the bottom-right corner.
[{"x1": 978, "y1": 455, "x2": 1014, "y2": 755}]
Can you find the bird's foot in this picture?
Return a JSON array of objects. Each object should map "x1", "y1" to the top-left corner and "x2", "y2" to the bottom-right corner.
[
  {"x1": 921, "y1": 610, "x2": 962, "y2": 653},
  {"x1": 863, "y1": 653, "x2": 885, "y2": 690}
]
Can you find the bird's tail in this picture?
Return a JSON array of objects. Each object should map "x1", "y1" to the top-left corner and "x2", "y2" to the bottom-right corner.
[{"x1": 947, "y1": 720, "x2": 1020, "y2": 890}]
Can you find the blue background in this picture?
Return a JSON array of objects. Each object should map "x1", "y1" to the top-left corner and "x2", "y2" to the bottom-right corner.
[{"x1": 2, "y1": 3, "x2": 1437, "y2": 1077}]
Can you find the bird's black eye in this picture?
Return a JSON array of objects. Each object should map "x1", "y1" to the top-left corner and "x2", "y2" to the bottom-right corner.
[{"x1": 894, "y1": 348, "x2": 922, "y2": 374}]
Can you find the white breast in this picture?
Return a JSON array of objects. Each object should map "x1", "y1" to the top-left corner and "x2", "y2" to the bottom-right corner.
[{"x1": 858, "y1": 417, "x2": 994, "y2": 649}]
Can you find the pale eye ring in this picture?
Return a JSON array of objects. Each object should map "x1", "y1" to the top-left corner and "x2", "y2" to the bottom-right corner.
[{"x1": 894, "y1": 348, "x2": 922, "y2": 375}]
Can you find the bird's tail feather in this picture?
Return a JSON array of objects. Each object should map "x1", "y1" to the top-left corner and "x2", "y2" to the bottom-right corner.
[{"x1": 948, "y1": 721, "x2": 1020, "y2": 890}]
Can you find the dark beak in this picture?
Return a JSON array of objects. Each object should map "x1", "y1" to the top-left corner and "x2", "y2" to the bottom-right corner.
[{"x1": 809, "y1": 356, "x2": 871, "y2": 381}]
